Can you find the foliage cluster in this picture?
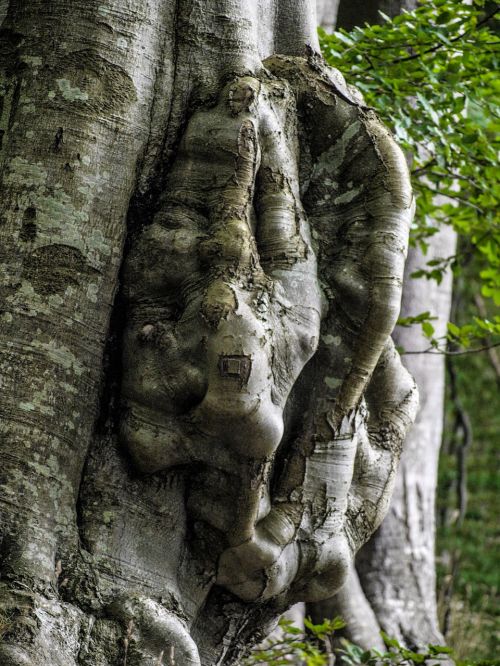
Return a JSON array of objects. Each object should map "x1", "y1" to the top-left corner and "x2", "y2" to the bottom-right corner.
[{"x1": 319, "y1": 0, "x2": 500, "y2": 351}]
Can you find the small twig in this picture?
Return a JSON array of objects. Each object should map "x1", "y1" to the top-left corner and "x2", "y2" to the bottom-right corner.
[
  {"x1": 421, "y1": 185, "x2": 484, "y2": 212},
  {"x1": 438, "y1": 170, "x2": 482, "y2": 189},
  {"x1": 411, "y1": 156, "x2": 437, "y2": 175},
  {"x1": 168, "y1": 645, "x2": 176, "y2": 666},
  {"x1": 402, "y1": 342, "x2": 500, "y2": 356}
]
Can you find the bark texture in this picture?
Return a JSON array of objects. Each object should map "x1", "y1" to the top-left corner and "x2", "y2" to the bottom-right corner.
[{"x1": 0, "y1": 1, "x2": 416, "y2": 663}]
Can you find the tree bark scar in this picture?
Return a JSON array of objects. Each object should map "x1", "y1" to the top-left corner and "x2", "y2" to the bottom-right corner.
[
  {"x1": 47, "y1": 50, "x2": 137, "y2": 115},
  {"x1": 22, "y1": 243, "x2": 100, "y2": 295},
  {"x1": 218, "y1": 354, "x2": 252, "y2": 387}
]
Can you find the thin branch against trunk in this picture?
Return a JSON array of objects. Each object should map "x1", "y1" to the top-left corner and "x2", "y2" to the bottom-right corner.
[
  {"x1": 402, "y1": 342, "x2": 500, "y2": 356},
  {"x1": 446, "y1": 356, "x2": 473, "y2": 526}
]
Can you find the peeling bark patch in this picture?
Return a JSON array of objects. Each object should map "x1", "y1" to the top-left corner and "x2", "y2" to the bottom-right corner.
[
  {"x1": 218, "y1": 355, "x2": 251, "y2": 387},
  {"x1": 228, "y1": 80, "x2": 258, "y2": 116},
  {"x1": 324, "y1": 376, "x2": 342, "y2": 389},
  {"x1": 200, "y1": 281, "x2": 237, "y2": 328},
  {"x1": 22, "y1": 244, "x2": 100, "y2": 295},
  {"x1": 56, "y1": 78, "x2": 89, "y2": 101},
  {"x1": 50, "y1": 50, "x2": 137, "y2": 114}
]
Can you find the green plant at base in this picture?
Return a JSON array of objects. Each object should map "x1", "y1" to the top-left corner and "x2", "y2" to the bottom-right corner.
[
  {"x1": 243, "y1": 616, "x2": 345, "y2": 665},
  {"x1": 245, "y1": 617, "x2": 477, "y2": 665}
]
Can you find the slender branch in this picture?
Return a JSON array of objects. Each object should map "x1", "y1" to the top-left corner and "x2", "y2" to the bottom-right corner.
[
  {"x1": 402, "y1": 342, "x2": 500, "y2": 356},
  {"x1": 422, "y1": 186, "x2": 484, "y2": 212},
  {"x1": 430, "y1": 170, "x2": 482, "y2": 189},
  {"x1": 411, "y1": 156, "x2": 437, "y2": 175},
  {"x1": 447, "y1": 356, "x2": 472, "y2": 526}
]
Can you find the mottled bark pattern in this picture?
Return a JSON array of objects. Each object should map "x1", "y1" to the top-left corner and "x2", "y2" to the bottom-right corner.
[
  {"x1": 0, "y1": 0, "x2": 175, "y2": 663},
  {"x1": 0, "y1": 1, "x2": 416, "y2": 664}
]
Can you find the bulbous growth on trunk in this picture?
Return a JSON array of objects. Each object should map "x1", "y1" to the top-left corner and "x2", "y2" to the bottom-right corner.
[{"x1": 115, "y1": 55, "x2": 417, "y2": 661}]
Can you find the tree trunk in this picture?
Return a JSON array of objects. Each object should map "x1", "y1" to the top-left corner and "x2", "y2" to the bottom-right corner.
[
  {"x1": 0, "y1": 2, "x2": 417, "y2": 664},
  {"x1": 336, "y1": 0, "x2": 416, "y2": 31}
]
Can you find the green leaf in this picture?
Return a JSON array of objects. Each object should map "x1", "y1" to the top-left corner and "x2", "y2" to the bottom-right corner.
[
  {"x1": 429, "y1": 645, "x2": 454, "y2": 655},
  {"x1": 381, "y1": 631, "x2": 400, "y2": 648},
  {"x1": 422, "y1": 321, "x2": 435, "y2": 337}
]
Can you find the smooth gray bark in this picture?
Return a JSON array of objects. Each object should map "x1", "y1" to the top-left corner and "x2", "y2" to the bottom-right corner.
[{"x1": 0, "y1": 1, "x2": 416, "y2": 663}]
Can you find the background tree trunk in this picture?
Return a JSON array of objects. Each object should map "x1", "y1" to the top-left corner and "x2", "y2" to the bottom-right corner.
[
  {"x1": 316, "y1": 0, "x2": 341, "y2": 32},
  {"x1": 335, "y1": 0, "x2": 416, "y2": 31}
]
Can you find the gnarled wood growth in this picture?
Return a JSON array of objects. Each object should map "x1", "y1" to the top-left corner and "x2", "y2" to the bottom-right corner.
[{"x1": 0, "y1": 1, "x2": 416, "y2": 664}]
